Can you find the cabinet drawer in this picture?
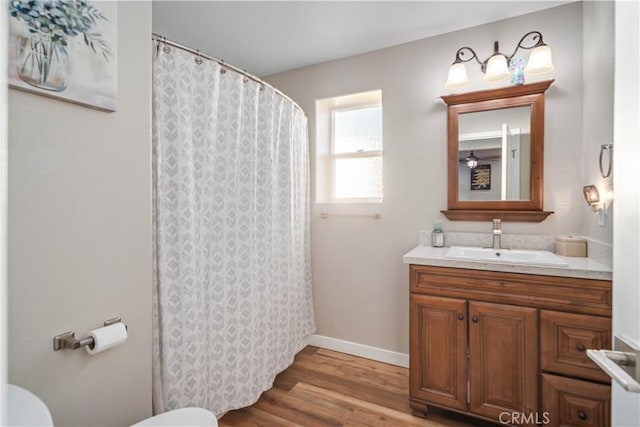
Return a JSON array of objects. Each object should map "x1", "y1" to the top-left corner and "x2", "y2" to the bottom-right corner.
[
  {"x1": 542, "y1": 374, "x2": 610, "y2": 427},
  {"x1": 409, "y1": 265, "x2": 612, "y2": 316},
  {"x1": 541, "y1": 310, "x2": 611, "y2": 382}
]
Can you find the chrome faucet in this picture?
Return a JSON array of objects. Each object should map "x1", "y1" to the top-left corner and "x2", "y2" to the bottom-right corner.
[{"x1": 492, "y1": 219, "x2": 503, "y2": 249}]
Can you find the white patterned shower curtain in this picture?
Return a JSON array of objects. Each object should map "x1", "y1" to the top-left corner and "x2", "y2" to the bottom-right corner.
[{"x1": 151, "y1": 41, "x2": 316, "y2": 416}]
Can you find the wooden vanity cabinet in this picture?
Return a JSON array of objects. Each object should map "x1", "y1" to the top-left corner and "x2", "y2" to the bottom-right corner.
[
  {"x1": 410, "y1": 294, "x2": 468, "y2": 411},
  {"x1": 542, "y1": 374, "x2": 611, "y2": 427},
  {"x1": 409, "y1": 294, "x2": 538, "y2": 424},
  {"x1": 409, "y1": 265, "x2": 612, "y2": 427},
  {"x1": 540, "y1": 311, "x2": 612, "y2": 426},
  {"x1": 468, "y1": 301, "x2": 538, "y2": 421}
]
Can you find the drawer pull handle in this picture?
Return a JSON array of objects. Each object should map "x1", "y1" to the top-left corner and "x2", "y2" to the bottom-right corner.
[
  {"x1": 472, "y1": 316, "x2": 479, "y2": 323},
  {"x1": 457, "y1": 314, "x2": 464, "y2": 321},
  {"x1": 578, "y1": 411, "x2": 587, "y2": 420},
  {"x1": 577, "y1": 344, "x2": 586, "y2": 352}
]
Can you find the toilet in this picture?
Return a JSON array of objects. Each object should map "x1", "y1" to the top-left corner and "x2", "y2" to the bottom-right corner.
[
  {"x1": 7, "y1": 384, "x2": 218, "y2": 427},
  {"x1": 131, "y1": 407, "x2": 218, "y2": 427},
  {"x1": 6, "y1": 384, "x2": 54, "y2": 427}
]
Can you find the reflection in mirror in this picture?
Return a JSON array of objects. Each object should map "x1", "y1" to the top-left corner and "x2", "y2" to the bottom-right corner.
[
  {"x1": 458, "y1": 106, "x2": 531, "y2": 201},
  {"x1": 441, "y1": 80, "x2": 553, "y2": 222}
]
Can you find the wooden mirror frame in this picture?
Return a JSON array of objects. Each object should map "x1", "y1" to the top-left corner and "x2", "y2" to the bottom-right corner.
[{"x1": 441, "y1": 80, "x2": 554, "y2": 222}]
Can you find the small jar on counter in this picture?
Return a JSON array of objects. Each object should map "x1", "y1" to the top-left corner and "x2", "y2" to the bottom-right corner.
[{"x1": 431, "y1": 221, "x2": 445, "y2": 248}]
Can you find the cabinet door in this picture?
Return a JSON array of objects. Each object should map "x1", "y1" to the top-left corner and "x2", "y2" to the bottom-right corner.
[
  {"x1": 542, "y1": 374, "x2": 610, "y2": 427},
  {"x1": 410, "y1": 294, "x2": 467, "y2": 411},
  {"x1": 469, "y1": 301, "x2": 538, "y2": 423}
]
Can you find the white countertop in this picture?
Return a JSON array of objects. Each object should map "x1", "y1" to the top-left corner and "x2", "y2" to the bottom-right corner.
[{"x1": 403, "y1": 245, "x2": 612, "y2": 281}]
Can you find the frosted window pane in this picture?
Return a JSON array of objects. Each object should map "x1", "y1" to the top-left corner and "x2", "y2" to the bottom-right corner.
[
  {"x1": 335, "y1": 157, "x2": 383, "y2": 199},
  {"x1": 334, "y1": 106, "x2": 382, "y2": 154}
]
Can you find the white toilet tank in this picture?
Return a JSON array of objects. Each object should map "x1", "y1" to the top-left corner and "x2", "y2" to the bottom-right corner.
[{"x1": 7, "y1": 384, "x2": 54, "y2": 427}]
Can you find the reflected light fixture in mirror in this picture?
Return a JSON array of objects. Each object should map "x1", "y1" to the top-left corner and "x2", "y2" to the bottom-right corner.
[
  {"x1": 445, "y1": 31, "x2": 554, "y2": 89},
  {"x1": 465, "y1": 151, "x2": 479, "y2": 169}
]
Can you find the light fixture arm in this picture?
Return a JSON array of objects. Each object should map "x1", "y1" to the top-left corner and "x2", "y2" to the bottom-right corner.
[
  {"x1": 506, "y1": 30, "x2": 546, "y2": 62},
  {"x1": 452, "y1": 46, "x2": 482, "y2": 66},
  {"x1": 451, "y1": 31, "x2": 547, "y2": 73},
  {"x1": 453, "y1": 41, "x2": 509, "y2": 74}
]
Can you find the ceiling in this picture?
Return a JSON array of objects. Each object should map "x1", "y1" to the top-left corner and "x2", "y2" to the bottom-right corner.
[{"x1": 152, "y1": 1, "x2": 570, "y2": 77}]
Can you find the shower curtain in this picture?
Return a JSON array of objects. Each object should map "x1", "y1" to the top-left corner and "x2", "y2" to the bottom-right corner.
[{"x1": 152, "y1": 41, "x2": 316, "y2": 415}]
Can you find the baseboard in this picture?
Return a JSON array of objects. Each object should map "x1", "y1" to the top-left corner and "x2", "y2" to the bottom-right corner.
[{"x1": 307, "y1": 334, "x2": 409, "y2": 368}]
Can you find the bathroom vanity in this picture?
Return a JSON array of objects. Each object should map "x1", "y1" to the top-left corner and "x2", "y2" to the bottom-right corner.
[{"x1": 404, "y1": 246, "x2": 612, "y2": 427}]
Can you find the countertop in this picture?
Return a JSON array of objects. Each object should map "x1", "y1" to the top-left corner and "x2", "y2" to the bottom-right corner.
[{"x1": 403, "y1": 245, "x2": 612, "y2": 281}]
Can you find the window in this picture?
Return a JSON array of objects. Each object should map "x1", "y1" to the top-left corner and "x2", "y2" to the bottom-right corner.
[{"x1": 316, "y1": 91, "x2": 383, "y2": 203}]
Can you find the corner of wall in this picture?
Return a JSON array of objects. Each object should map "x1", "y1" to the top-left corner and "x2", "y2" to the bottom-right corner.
[{"x1": 580, "y1": 0, "x2": 614, "y2": 244}]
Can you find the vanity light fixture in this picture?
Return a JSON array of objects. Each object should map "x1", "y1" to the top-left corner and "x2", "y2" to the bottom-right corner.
[
  {"x1": 445, "y1": 31, "x2": 554, "y2": 89},
  {"x1": 465, "y1": 151, "x2": 479, "y2": 169}
]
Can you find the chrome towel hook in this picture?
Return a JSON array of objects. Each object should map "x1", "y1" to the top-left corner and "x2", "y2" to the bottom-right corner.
[{"x1": 599, "y1": 143, "x2": 613, "y2": 178}]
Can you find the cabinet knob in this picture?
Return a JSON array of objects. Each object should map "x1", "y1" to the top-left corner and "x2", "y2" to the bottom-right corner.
[
  {"x1": 472, "y1": 316, "x2": 479, "y2": 323},
  {"x1": 577, "y1": 344, "x2": 586, "y2": 352},
  {"x1": 457, "y1": 314, "x2": 464, "y2": 321},
  {"x1": 578, "y1": 411, "x2": 588, "y2": 420}
]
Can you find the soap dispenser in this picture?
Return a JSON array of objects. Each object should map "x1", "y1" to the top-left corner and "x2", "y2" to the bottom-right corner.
[{"x1": 431, "y1": 221, "x2": 444, "y2": 248}]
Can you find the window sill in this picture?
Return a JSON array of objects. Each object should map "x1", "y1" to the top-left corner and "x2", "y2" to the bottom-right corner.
[{"x1": 314, "y1": 202, "x2": 383, "y2": 219}]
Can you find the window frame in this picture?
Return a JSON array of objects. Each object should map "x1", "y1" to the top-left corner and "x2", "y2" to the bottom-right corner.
[{"x1": 329, "y1": 103, "x2": 383, "y2": 203}]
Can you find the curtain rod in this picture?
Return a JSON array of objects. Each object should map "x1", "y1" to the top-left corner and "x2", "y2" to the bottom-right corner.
[{"x1": 151, "y1": 33, "x2": 305, "y2": 116}]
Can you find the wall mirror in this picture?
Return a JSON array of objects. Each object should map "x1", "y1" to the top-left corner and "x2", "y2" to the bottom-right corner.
[{"x1": 441, "y1": 80, "x2": 554, "y2": 222}]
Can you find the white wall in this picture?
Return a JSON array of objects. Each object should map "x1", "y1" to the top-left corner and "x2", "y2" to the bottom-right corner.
[
  {"x1": 612, "y1": 1, "x2": 640, "y2": 424},
  {"x1": 581, "y1": 1, "x2": 614, "y2": 243},
  {"x1": 7, "y1": 2, "x2": 152, "y2": 426},
  {"x1": 266, "y1": 3, "x2": 595, "y2": 354}
]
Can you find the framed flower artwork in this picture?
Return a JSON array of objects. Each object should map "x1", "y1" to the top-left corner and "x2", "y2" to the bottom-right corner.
[{"x1": 8, "y1": 0, "x2": 117, "y2": 112}]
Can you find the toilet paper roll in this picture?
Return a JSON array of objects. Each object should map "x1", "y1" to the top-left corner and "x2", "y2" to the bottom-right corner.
[{"x1": 86, "y1": 322, "x2": 128, "y2": 355}]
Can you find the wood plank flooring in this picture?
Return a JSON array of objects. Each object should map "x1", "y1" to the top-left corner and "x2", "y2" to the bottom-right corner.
[{"x1": 219, "y1": 346, "x2": 497, "y2": 427}]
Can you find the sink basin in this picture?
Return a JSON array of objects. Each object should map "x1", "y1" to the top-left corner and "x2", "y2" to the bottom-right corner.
[{"x1": 446, "y1": 246, "x2": 569, "y2": 267}]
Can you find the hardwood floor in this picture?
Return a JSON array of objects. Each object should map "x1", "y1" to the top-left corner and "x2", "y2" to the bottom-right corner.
[{"x1": 219, "y1": 346, "x2": 497, "y2": 427}]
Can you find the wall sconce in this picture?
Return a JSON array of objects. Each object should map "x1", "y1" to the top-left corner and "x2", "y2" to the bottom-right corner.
[
  {"x1": 445, "y1": 31, "x2": 554, "y2": 89},
  {"x1": 583, "y1": 185, "x2": 602, "y2": 211},
  {"x1": 583, "y1": 185, "x2": 614, "y2": 227},
  {"x1": 465, "y1": 151, "x2": 479, "y2": 169}
]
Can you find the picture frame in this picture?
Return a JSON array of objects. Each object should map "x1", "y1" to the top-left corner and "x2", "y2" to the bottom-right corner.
[
  {"x1": 7, "y1": 0, "x2": 118, "y2": 112},
  {"x1": 470, "y1": 164, "x2": 491, "y2": 190}
]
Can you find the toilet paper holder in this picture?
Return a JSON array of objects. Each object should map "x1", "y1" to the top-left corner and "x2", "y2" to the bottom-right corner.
[{"x1": 53, "y1": 317, "x2": 125, "y2": 351}]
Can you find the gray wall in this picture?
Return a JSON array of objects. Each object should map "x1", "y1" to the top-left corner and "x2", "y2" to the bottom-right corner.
[
  {"x1": 266, "y1": 2, "x2": 606, "y2": 354},
  {"x1": 581, "y1": 1, "x2": 614, "y2": 243},
  {"x1": 7, "y1": 2, "x2": 152, "y2": 426}
]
